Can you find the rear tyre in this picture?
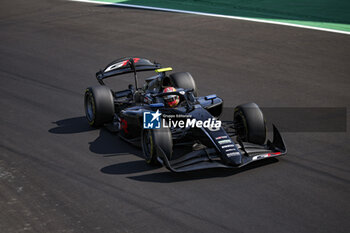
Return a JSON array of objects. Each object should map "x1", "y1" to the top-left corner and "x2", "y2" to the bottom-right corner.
[
  {"x1": 84, "y1": 86, "x2": 114, "y2": 127},
  {"x1": 169, "y1": 72, "x2": 198, "y2": 96},
  {"x1": 234, "y1": 102, "x2": 266, "y2": 145}
]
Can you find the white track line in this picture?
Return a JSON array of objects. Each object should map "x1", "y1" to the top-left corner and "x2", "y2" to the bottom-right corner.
[{"x1": 70, "y1": 0, "x2": 350, "y2": 36}]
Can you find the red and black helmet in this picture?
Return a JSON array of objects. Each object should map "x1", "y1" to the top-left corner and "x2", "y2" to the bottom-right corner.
[{"x1": 163, "y1": 87, "x2": 180, "y2": 107}]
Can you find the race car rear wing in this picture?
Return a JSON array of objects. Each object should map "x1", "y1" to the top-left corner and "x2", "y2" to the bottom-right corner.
[{"x1": 96, "y1": 57, "x2": 161, "y2": 85}]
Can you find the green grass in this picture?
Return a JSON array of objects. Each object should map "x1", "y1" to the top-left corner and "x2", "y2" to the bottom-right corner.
[{"x1": 87, "y1": 0, "x2": 350, "y2": 32}]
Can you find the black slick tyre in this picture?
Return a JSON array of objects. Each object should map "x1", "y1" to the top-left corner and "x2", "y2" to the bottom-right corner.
[
  {"x1": 141, "y1": 129, "x2": 159, "y2": 165},
  {"x1": 141, "y1": 127, "x2": 173, "y2": 165},
  {"x1": 169, "y1": 72, "x2": 198, "y2": 96},
  {"x1": 84, "y1": 86, "x2": 114, "y2": 127},
  {"x1": 234, "y1": 102, "x2": 266, "y2": 145}
]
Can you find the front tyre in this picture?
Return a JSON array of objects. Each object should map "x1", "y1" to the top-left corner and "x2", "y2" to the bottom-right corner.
[
  {"x1": 234, "y1": 102, "x2": 266, "y2": 145},
  {"x1": 141, "y1": 129, "x2": 159, "y2": 165},
  {"x1": 141, "y1": 127, "x2": 173, "y2": 165},
  {"x1": 84, "y1": 86, "x2": 114, "y2": 127}
]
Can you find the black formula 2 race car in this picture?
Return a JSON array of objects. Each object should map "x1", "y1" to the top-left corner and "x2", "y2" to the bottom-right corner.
[{"x1": 84, "y1": 57, "x2": 286, "y2": 172}]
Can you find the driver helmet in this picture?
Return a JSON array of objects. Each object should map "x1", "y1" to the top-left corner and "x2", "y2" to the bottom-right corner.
[{"x1": 163, "y1": 87, "x2": 180, "y2": 107}]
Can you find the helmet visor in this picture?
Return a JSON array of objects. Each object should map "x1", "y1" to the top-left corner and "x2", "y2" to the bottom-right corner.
[{"x1": 164, "y1": 95, "x2": 177, "y2": 102}]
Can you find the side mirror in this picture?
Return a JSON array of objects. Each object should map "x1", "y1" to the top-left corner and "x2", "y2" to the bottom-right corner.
[{"x1": 205, "y1": 94, "x2": 217, "y2": 100}]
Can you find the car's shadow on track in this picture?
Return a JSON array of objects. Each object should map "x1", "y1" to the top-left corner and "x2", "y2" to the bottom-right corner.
[
  {"x1": 89, "y1": 128, "x2": 142, "y2": 157},
  {"x1": 124, "y1": 158, "x2": 279, "y2": 183},
  {"x1": 49, "y1": 116, "x2": 93, "y2": 134},
  {"x1": 100, "y1": 158, "x2": 279, "y2": 183},
  {"x1": 101, "y1": 160, "x2": 162, "y2": 175},
  {"x1": 49, "y1": 117, "x2": 279, "y2": 182},
  {"x1": 49, "y1": 116, "x2": 143, "y2": 157}
]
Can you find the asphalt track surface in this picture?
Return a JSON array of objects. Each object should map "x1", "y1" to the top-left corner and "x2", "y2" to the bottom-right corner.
[{"x1": 1, "y1": 1, "x2": 349, "y2": 232}]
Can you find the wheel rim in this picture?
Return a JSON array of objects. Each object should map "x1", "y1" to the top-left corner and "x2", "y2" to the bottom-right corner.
[
  {"x1": 142, "y1": 130, "x2": 153, "y2": 161},
  {"x1": 235, "y1": 113, "x2": 247, "y2": 141},
  {"x1": 85, "y1": 94, "x2": 94, "y2": 122}
]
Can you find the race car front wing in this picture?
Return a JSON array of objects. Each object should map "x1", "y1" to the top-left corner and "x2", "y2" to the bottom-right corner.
[{"x1": 156, "y1": 124, "x2": 286, "y2": 172}]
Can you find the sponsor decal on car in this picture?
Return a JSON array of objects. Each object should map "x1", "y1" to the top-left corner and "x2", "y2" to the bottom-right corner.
[
  {"x1": 252, "y1": 152, "x2": 282, "y2": 161},
  {"x1": 143, "y1": 95, "x2": 152, "y2": 104},
  {"x1": 227, "y1": 152, "x2": 240, "y2": 157},
  {"x1": 218, "y1": 139, "x2": 232, "y2": 144},
  {"x1": 120, "y1": 118, "x2": 128, "y2": 133},
  {"x1": 105, "y1": 58, "x2": 140, "y2": 72},
  {"x1": 225, "y1": 148, "x2": 236, "y2": 152},
  {"x1": 215, "y1": 136, "x2": 228, "y2": 140},
  {"x1": 221, "y1": 144, "x2": 235, "y2": 148}
]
